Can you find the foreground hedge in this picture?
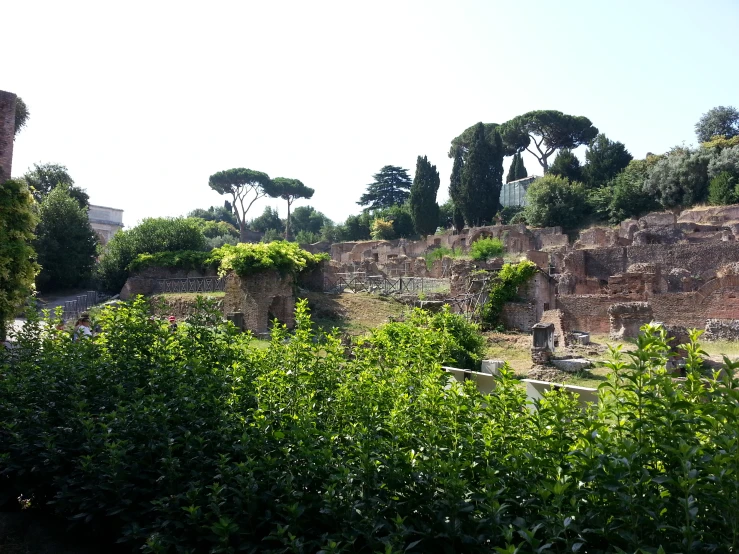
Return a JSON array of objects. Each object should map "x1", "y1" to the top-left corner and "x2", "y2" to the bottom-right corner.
[{"x1": 1, "y1": 302, "x2": 738, "y2": 553}]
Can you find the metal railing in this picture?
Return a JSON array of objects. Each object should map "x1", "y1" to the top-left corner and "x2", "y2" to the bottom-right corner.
[
  {"x1": 62, "y1": 291, "x2": 100, "y2": 321},
  {"x1": 155, "y1": 277, "x2": 226, "y2": 294},
  {"x1": 324, "y1": 274, "x2": 450, "y2": 296}
]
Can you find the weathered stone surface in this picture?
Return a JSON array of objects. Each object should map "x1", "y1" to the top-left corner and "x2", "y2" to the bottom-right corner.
[
  {"x1": 223, "y1": 270, "x2": 296, "y2": 333},
  {"x1": 0, "y1": 90, "x2": 16, "y2": 182},
  {"x1": 551, "y1": 358, "x2": 591, "y2": 373},
  {"x1": 480, "y1": 359, "x2": 505, "y2": 376},
  {"x1": 667, "y1": 268, "x2": 695, "y2": 292},
  {"x1": 704, "y1": 319, "x2": 739, "y2": 341},
  {"x1": 608, "y1": 302, "x2": 653, "y2": 339},
  {"x1": 639, "y1": 212, "x2": 677, "y2": 228},
  {"x1": 632, "y1": 226, "x2": 684, "y2": 245}
]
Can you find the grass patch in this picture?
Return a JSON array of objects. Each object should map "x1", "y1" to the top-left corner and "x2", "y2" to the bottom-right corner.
[{"x1": 299, "y1": 291, "x2": 407, "y2": 336}]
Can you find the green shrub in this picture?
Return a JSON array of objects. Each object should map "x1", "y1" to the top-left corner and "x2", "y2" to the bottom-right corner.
[
  {"x1": 480, "y1": 260, "x2": 537, "y2": 327},
  {"x1": 127, "y1": 250, "x2": 220, "y2": 273},
  {"x1": 369, "y1": 306, "x2": 484, "y2": 370},
  {"x1": 469, "y1": 236, "x2": 504, "y2": 260},
  {"x1": 708, "y1": 171, "x2": 737, "y2": 205},
  {"x1": 423, "y1": 246, "x2": 463, "y2": 269},
  {"x1": 96, "y1": 218, "x2": 206, "y2": 293},
  {"x1": 215, "y1": 240, "x2": 328, "y2": 277},
  {"x1": 523, "y1": 174, "x2": 588, "y2": 229},
  {"x1": 370, "y1": 217, "x2": 395, "y2": 240},
  {"x1": 2, "y1": 304, "x2": 739, "y2": 553}
]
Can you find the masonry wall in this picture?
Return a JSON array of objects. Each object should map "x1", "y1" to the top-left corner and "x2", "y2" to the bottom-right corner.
[
  {"x1": 0, "y1": 90, "x2": 16, "y2": 181},
  {"x1": 223, "y1": 270, "x2": 295, "y2": 333},
  {"x1": 580, "y1": 243, "x2": 739, "y2": 282}
]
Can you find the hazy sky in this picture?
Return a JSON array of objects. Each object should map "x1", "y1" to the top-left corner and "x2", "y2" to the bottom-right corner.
[{"x1": 5, "y1": 0, "x2": 739, "y2": 228}]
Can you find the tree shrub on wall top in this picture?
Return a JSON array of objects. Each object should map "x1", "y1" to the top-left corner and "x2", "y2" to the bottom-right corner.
[
  {"x1": 460, "y1": 123, "x2": 504, "y2": 226},
  {"x1": 500, "y1": 110, "x2": 599, "y2": 172},
  {"x1": 409, "y1": 155, "x2": 441, "y2": 236},
  {"x1": 357, "y1": 166, "x2": 412, "y2": 211},
  {"x1": 208, "y1": 168, "x2": 276, "y2": 242},
  {"x1": 548, "y1": 148, "x2": 582, "y2": 183},
  {"x1": 708, "y1": 171, "x2": 737, "y2": 205},
  {"x1": 582, "y1": 133, "x2": 633, "y2": 188},
  {"x1": 370, "y1": 217, "x2": 395, "y2": 240},
  {"x1": 603, "y1": 158, "x2": 660, "y2": 223},
  {"x1": 95, "y1": 217, "x2": 206, "y2": 293},
  {"x1": 523, "y1": 174, "x2": 588, "y2": 229},
  {"x1": 35, "y1": 186, "x2": 98, "y2": 292},
  {"x1": 695, "y1": 105, "x2": 739, "y2": 143},
  {"x1": 644, "y1": 147, "x2": 710, "y2": 208},
  {"x1": 480, "y1": 259, "x2": 537, "y2": 328},
  {"x1": 0, "y1": 179, "x2": 38, "y2": 340},
  {"x1": 469, "y1": 236, "x2": 504, "y2": 261}
]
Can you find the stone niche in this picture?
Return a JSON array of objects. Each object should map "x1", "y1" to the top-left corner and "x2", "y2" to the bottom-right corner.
[
  {"x1": 608, "y1": 302, "x2": 653, "y2": 339},
  {"x1": 223, "y1": 270, "x2": 295, "y2": 334}
]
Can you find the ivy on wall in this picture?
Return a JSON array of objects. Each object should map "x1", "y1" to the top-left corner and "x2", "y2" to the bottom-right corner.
[{"x1": 480, "y1": 260, "x2": 538, "y2": 328}]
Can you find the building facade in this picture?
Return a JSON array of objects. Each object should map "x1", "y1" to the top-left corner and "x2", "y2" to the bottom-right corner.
[{"x1": 88, "y1": 204, "x2": 124, "y2": 244}]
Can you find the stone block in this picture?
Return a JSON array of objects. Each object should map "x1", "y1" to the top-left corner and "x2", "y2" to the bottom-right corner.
[
  {"x1": 608, "y1": 302, "x2": 653, "y2": 339},
  {"x1": 551, "y1": 358, "x2": 591, "y2": 373},
  {"x1": 480, "y1": 359, "x2": 505, "y2": 376}
]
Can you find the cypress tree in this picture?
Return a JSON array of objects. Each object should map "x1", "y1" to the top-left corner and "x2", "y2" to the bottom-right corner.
[
  {"x1": 409, "y1": 155, "x2": 440, "y2": 236},
  {"x1": 449, "y1": 148, "x2": 465, "y2": 231},
  {"x1": 506, "y1": 152, "x2": 529, "y2": 182},
  {"x1": 460, "y1": 123, "x2": 503, "y2": 226},
  {"x1": 506, "y1": 155, "x2": 519, "y2": 183}
]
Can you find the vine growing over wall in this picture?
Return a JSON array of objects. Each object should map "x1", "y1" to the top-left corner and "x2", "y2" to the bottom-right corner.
[{"x1": 480, "y1": 260, "x2": 537, "y2": 327}]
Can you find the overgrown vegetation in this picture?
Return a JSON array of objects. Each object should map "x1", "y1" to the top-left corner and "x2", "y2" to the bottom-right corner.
[
  {"x1": 129, "y1": 241, "x2": 328, "y2": 279},
  {"x1": 469, "y1": 236, "x2": 504, "y2": 260},
  {"x1": 216, "y1": 241, "x2": 328, "y2": 277},
  {"x1": 423, "y1": 245, "x2": 463, "y2": 269},
  {"x1": 2, "y1": 302, "x2": 738, "y2": 552},
  {"x1": 480, "y1": 259, "x2": 537, "y2": 327}
]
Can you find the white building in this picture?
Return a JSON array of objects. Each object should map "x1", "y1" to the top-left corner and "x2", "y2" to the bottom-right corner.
[{"x1": 88, "y1": 204, "x2": 124, "y2": 245}]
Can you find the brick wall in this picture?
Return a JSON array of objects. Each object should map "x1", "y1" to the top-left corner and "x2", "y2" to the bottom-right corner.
[
  {"x1": 0, "y1": 90, "x2": 16, "y2": 181},
  {"x1": 223, "y1": 270, "x2": 295, "y2": 333},
  {"x1": 501, "y1": 302, "x2": 536, "y2": 332}
]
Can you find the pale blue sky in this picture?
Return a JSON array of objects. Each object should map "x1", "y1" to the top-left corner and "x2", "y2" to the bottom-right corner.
[{"x1": 5, "y1": 0, "x2": 738, "y2": 228}]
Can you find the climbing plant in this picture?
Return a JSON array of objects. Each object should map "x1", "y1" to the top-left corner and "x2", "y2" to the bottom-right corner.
[{"x1": 479, "y1": 260, "x2": 537, "y2": 327}]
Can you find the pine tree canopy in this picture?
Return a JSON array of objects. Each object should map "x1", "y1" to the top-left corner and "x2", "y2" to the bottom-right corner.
[{"x1": 357, "y1": 165, "x2": 412, "y2": 211}]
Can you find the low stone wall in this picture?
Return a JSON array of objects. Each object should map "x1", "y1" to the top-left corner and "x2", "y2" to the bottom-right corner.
[
  {"x1": 120, "y1": 267, "x2": 218, "y2": 299},
  {"x1": 501, "y1": 302, "x2": 536, "y2": 332},
  {"x1": 608, "y1": 302, "x2": 653, "y2": 339},
  {"x1": 704, "y1": 319, "x2": 739, "y2": 341},
  {"x1": 149, "y1": 295, "x2": 224, "y2": 320}
]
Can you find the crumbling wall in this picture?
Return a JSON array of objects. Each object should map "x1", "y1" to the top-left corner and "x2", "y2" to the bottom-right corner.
[
  {"x1": 120, "y1": 267, "x2": 219, "y2": 299},
  {"x1": 223, "y1": 270, "x2": 295, "y2": 333},
  {"x1": 0, "y1": 90, "x2": 16, "y2": 181},
  {"x1": 501, "y1": 302, "x2": 536, "y2": 332},
  {"x1": 704, "y1": 319, "x2": 739, "y2": 341},
  {"x1": 608, "y1": 302, "x2": 654, "y2": 339}
]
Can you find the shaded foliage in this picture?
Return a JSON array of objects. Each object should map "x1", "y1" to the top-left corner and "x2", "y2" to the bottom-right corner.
[
  {"x1": 548, "y1": 149, "x2": 582, "y2": 183},
  {"x1": 523, "y1": 174, "x2": 588, "y2": 229},
  {"x1": 1, "y1": 301, "x2": 738, "y2": 552},
  {"x1": 95, "y1": 218, "x2": 206, "y2": 293},
  {"x1": 582, "y1": 133, "x2": 633, "y2": 188},
  {"x1": 409, "y1": 155, "x2": 441, "y2": 236},
  {"x1": 34, "y1": 187, "x2": 98, "y2": 291},
  {"x1": 695, "y1": 105, "x2": 739, "y2": 143},
  {"x1": 0, "y1": 179, "x2": 38, "y2": 339}
]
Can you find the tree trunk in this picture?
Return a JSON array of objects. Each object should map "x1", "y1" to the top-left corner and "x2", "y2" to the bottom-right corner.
[
  {"x1": 285, "y1": 200, "x2": 292, "y2": 241},
  {"x1": 239, "y1": 222, "x2": 248, "y2": 243}
]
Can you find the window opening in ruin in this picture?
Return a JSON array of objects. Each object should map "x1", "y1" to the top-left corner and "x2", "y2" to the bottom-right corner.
[{"x1": 373, "y1": 253, "x2": 379, "y2": 262}]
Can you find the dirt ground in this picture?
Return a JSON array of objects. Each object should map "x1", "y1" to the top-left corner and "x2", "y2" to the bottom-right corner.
[{"x1": 299, "y1": 291, "x2": 407, "y2": 336}]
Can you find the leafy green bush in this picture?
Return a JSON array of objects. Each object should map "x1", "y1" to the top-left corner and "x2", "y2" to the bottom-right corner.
[
  {"x1": 1, "y1": 305, "x2": 739, "y2": 552},
  {"x1": 480, "y1": 260, "x2": 537, "y2": 327},
  {"x1": 708, "y1": 171, "x2": 737, "y2": 205},
  {"x1": 469, "y1": 236, "x2": 504, "y2": 260},
  {"x1": 96, "y1": 218, "x2": 206, "y2": 293},
  {"x1": 127, "y1": 250, "x2": 221, "y2": 273},
  {"x1": 370, "y1": 217, "x2": 395, "y2": 240},
  {"x1": 523, "y1": 174, "x2": 589, "y2": 229},
  {"x1": 369, "y1": 307, "x2": 484, "y2": 370},
  {"x1": 215, "y1": 240, "x2": 328, "y2": 277},
  {"x1": 423, "y1": 246, "x2": 463, "y2": 269}
]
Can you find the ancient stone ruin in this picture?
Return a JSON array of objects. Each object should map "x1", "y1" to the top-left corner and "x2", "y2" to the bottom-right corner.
[{"x1": 0, "y1": 89, "x2": 17, "y2": 182}]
